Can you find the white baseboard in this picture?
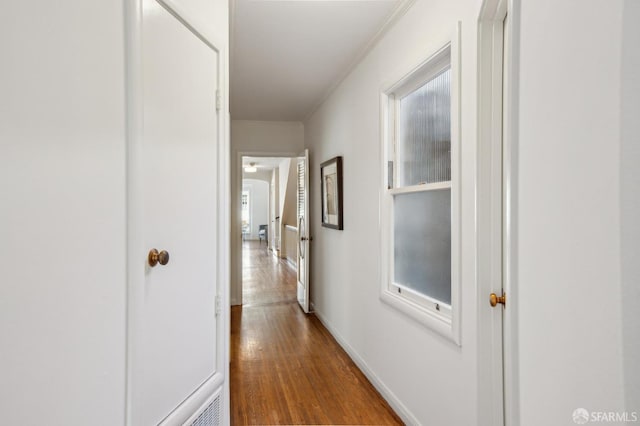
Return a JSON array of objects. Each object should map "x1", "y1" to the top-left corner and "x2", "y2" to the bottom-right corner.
[{"x1": 313, "y1": 308, "x2": 421, "y2": 426}]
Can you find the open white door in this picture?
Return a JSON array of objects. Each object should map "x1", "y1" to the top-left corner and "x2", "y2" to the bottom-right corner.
[
  {"x1": 128, "y1": 1, "x2": 225, "y2": 425},
  {"x1": 297, "y1": 149, "x2": 311, "y2": 313},
  {"x1": 478, "y1": 2, "x2": 511, "y2": 424}
]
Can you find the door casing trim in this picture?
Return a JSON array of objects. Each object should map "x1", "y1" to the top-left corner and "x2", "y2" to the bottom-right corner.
[{"x1": 233, "y1": 151, "x2": 301, "y2": 307}]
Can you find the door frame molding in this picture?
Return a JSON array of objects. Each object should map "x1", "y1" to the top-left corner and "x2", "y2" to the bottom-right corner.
[
  {"x1": 232, "y1": 151, "x2": 300, "y2": 307},
  {"x1": 477, "y1": 0, "x2": 521, "y2": 424},
  {"x1": 124, "y1": 0, "x2": 229, "y2": 424}
]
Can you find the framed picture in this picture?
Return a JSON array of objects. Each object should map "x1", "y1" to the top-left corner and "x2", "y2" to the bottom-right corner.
[{"x1": 320, "y1": 156, "x2": 343, "y2": 230}]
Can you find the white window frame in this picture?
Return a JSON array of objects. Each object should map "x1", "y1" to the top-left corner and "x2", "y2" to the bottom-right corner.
[{"x1": 379, "y1": 25, "x2": 461, "y2": 345}]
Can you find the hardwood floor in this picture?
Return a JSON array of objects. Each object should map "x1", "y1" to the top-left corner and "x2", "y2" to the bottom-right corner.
[
  {"x1": 240, "y1": 240, "x2": 297, "y2": 307},
  {"x1": 231, "y1": 241, "x2": 403, "y2": 426}
]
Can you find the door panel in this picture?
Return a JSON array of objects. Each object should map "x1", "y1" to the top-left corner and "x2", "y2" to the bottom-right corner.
[
  {"x1": 478, "y1": 7, "x2": 508, "y2": 424},
  {"x1": 132, "y1": 2, "x2": 219, "y2": 424},
  {"x1": 297, "y1": 150, "x2": 310, "y2": 313}
]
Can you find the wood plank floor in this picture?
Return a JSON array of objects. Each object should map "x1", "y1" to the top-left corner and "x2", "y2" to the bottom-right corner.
[{"x1": 231, "y1": 241, "x2": 404, "y2": 426}]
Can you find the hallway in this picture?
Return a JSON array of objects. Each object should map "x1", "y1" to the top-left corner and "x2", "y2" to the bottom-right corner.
[{"x1": 230, "y1": 241, "x2": 403, "y2": 425}]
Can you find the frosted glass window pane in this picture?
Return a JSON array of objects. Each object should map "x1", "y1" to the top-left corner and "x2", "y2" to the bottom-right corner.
[
  {"x1": 398, "y1": 68, "x2": 451, "y2": 187},
  {"x1": 393, "y1": 189, "x2": 451, "y2": 304}
]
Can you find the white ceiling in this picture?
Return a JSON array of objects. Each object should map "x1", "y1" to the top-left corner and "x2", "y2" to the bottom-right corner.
[
  {"x1": 242, "y1": 156, "x2": 291, "y2": 181},
  {"x1": 230, "y1": 0, "x2": 401, "y2": 121},
  {"x1": 243, "y1": 156, "x2": 289, "y2": 170}
]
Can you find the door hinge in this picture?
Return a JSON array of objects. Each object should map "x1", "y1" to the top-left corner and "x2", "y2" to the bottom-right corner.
[
  {"x1": 215, "y1": 295, "x2": 221, "y2": 316},
  {"x1": 216, "y1": 90, "x2": 221, "y2": 112}
]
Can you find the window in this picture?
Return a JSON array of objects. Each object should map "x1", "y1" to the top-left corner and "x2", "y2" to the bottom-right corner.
[{"x1": 380, "y1": 37, "x2": 460, "y2": 344}]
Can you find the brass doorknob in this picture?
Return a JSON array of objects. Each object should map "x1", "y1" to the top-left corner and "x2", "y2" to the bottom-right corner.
[
  {"x1": 148, "y1": 249, "x2": 170, "y2": 267},
  {"x1": 489, "y1": 292, "x2": 506, "y2": 307}
]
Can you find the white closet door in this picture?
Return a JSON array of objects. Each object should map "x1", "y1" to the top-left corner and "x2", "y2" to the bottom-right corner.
[{"x1": 129, "y1": 2, "x2": 221, "y2": 424}]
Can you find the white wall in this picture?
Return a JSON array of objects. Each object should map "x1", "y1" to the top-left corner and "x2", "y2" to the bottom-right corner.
[
  {"x1": 305, "y1": 1, "x2": 479, "y2": 424},
  {"x1": 0, "y1": 1, "x2": 127, "y2": 424},
  {"x1": 278, "y1": 159, "x2": 292, "y2": 225},
  {"x1": 305, "y1": 0, "x2": 637, "y2": 425},
  {"x1": 276, "y1": 158, "x2": 298, "y2": 260},
  {"x1": 516, "y1": 1, "x2": 635, "y2": 423},
  {"x1": 243, "y1": 179, "x2": 269, "y2": 240},
  {"x1": 283, "y1": 159, "x2": 298, "y2": 227},
  {"x1": 230, "y1": 120, "x2": 304, "y2": 305},
  {"x1": 277, "y1": 158, "x2": 298, "y2": 228},
  {"x1": 621, "y1": 0, "x2": 640, "y2": 412}
]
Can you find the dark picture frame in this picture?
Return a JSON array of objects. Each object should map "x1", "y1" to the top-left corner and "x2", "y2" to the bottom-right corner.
[{"x1": 320, "y1": 156, "x2": 343, "y2": 230}]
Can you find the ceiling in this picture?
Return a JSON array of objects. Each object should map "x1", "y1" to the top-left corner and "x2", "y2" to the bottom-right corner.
[
  {"x1": 230, "y1": 0, "x2": 402, "y2": 121},
  {"x1": 243, "y1": 156, "x2": 288, "y2": 170},
  {"x1": 242, "y1": 156, "x2": 292, "y2": 181}
]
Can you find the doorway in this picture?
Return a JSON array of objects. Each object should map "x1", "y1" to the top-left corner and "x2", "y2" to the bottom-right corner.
[{"x1": 237, "y1": 154, "x2": 309, "y2": 310}]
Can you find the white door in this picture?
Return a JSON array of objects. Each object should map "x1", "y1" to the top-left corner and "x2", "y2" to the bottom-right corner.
[
  {"x1": 479, "y1": 4, "x2": 511, "y2": 424},
  {"x1": 297, "y1": 150, "x2": 311, "y2": 313},
  {"x1": 485, "y1": 11, "x2": 511, "y2": 425},
  {"x1": 129, "y1": 2, "x2": 223, "y2": 425}
]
